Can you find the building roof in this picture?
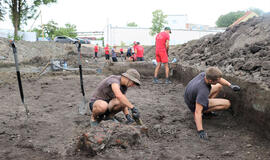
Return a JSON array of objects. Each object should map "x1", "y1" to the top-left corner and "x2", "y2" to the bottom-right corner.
[{"x1": 230, "y1": 11, "x2": 259, "y2": 27}]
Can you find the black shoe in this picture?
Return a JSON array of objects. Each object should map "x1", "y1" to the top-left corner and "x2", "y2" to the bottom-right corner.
[
  {"x1": 153, "y1": 78, "x2": 160, "y2": 84},
  {"x1": 203, "y1": 111, "x2": 218, "y2": 119}
]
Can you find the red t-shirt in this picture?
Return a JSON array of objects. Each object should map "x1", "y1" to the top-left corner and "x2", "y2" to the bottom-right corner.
[
  {"x1": 133, "y1": 44, "x2": 137, "y2": 53},
  {"x1": 104, "y1": 46, "x2": 110, "y2": 55},
  {"x1": 155, "y1": 31, "x2": 170, "y2": 51},
  {"x1": 136, "y1": 45, "x2": 144, "y2": 57},
  {"x1": 120, "y1": 48, "x2": 123, "y2": 52},
  {"x1": 94, "y1": 45, "x2": 99, "y2": 52}
]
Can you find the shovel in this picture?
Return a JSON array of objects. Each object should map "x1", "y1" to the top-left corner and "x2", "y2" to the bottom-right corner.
[
  {"x1": 9, "y1": 40, "x2": 30, "y2": 118},
  {"x1": 76, "y1": 41, "x2": 87, "y2": 115}
]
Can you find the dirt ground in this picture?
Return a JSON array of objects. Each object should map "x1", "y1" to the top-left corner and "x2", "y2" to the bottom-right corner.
[
  {"x1": 0, "y1": 15, "x2": 270, "y2": 159},
  {"x1": 1, "y1": 60, "x2": 270, "y2": 159}
]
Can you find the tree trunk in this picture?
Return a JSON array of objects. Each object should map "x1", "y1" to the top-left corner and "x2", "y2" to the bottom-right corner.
[{"x1": 11, "y1": 0, "x2": 21, "y2": 40}]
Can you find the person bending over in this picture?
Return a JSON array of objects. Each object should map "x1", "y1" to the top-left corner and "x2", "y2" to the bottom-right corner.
[
  {"x1": 89, "y1": 68, "x2": 141, "y2": 126},
  {"x1": 184, "y1": 67, "x2": 240, "y2": 140}
]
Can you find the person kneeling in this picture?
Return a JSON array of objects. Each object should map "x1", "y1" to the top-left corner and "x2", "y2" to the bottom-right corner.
[
  {"x1": 89, "y1": 69, "x2": 141, "y2": 126},
  {"x1": 184, "y1": 67, "x2": 240, "y2": 140}
]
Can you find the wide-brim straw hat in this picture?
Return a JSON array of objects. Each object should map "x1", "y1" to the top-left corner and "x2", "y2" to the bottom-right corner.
[{"x1": 122, "y1": 68, "x2": 141, "y2": 86}]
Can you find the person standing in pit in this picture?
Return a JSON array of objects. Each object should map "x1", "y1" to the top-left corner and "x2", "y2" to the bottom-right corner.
[
  {"x1": 120, "y1": 47, "x2": 124, "y2": 60},
  {"x1": 135, "y1": 42, "x2": 144, "y2": 61},
  {"x1": 126, "y1": 47, "x2": 132, "y2": 60},
  {"x1": 94, "y1": 44, "x2": 99, "y2": 60},
  {"x1": 111, "y1": 46, "x2": 118, "y2": 62},
  {"x1": 133, "y1": 41, "x2": 138, "y2": 55},
  {"x1": 153, "y1": 27, "x2": 172, "y2": 84},
  {"x1": 104, "y1": 44, "x2": 110, "y2": 64}
]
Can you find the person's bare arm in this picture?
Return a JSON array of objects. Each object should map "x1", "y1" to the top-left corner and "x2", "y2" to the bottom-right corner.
[
  {"x1": 194, "y1": 103, "x2": 204, "y2": 131},
  {"x1": 218, "y1": 78, "x2": 231, "y2": 87},
  {"x1": 166, "y1": 40, "x2": 169, "y2": 54},
  {"x1": 166, "y1": 40, "x2": 169, "y2": 49},
  {"x1": 111, "y1": 83, "x2": 134, "y2": 109}
]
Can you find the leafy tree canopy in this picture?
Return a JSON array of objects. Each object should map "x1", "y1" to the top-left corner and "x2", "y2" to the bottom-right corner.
[
  {"x1": 3, "y1": 0, "x2": 57, "y2": 39},
  {"x1": 216, "y1": 8, "x2": 265, "y2": 27},
  {"x1": 31, "y1": 21, "x2": 77, "y2": 39},
  {"x1": 150, "y1": 9, "x2": 167, "y2": 36},
  {"x1": 127, "y1": 22, "x2": 138, "y2": 27}
]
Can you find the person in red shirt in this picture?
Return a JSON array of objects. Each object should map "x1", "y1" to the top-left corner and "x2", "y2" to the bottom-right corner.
[
  {"x1": 120, "y1": 48, "x2": 124, "y2": 61},
  {"x1": 153, "y1": 27, "x2": 172, "y2": 84},
  {"x1": 104, "y1": 44, "x2": 110, "y2": 64},
  {"x1": 133, "y1": 41, "x2": 137, "y2": 54},
  {"x1": 135, "y1": 42, "x2": 144, "y2": 61},
  {"x1": 94, "y1": 44, "x2": 99, "y2": 59}
]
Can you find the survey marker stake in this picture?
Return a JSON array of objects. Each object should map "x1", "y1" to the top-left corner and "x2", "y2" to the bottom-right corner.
[
  {"x1": 76, "y1": 41, "x2": 87, "y2": 115},
  {"x1": 9, "y1": 40, "x2": 30, "y2": 118}
]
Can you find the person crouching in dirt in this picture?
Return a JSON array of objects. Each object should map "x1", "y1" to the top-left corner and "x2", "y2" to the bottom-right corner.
[
  {"x1": 89, "y1": 68, "x2": 141, "y2": 126},
  {"x1": 184, "y1": 67, "x2": 240, "y2": 140},
  {"x1": 129, "y1": 52, "x2": 137, "y2": 62},
  {"x1": 111, "y1": 46, "x2": 118, "y2": 62}
]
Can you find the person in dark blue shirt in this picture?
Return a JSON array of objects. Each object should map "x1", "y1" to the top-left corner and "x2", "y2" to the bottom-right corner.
[{"x1": 184, "y1": 67, "x2": 240, "y2": 140}]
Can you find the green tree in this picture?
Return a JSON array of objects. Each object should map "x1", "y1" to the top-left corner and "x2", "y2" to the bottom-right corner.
[
  {"x1": 31, "y1": 21, "x2": 77, "y2": 39},
  {"x1": 127, "y1": 22, "x2": 138, "y2": 27},
  {"x1": 3, "y1": 0, "x2": 57, "y2": 40},
  {"x1": 54, "y1": 23, "x2": 77, "y2": 38},
  {"x1": 42, "y1": 20, "x2": 58, "y2": 39},
  {"x1": 150, "y1": 9, "x2": 167, "y2": 36},
  {"x1": 216, "y1": 11, "x2": 245, "y2": 27}
]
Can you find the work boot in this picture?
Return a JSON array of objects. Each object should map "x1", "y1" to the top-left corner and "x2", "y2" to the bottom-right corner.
[
  {"x1": 103, "y1": 115, "x2": 119, "y2": 123},
  {"x1": 165, "y1": 78, "x2": 172, "y2": 84},
  {"x1": 90, "y1": 118, "x2": 99, "y2": 127},
  {"x1": 153, "y1": 77, "x2": 160, "y2": 84}
]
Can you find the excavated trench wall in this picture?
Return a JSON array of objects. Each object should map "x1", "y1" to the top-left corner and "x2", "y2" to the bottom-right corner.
[{"x1": 106, "y1": 62, "x2": 270, "y2": 139}]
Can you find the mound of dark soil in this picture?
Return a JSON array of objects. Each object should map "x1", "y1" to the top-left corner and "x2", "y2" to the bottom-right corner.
[{"x1": 144, "y1": 15, "x2": 270, "y2": 88}]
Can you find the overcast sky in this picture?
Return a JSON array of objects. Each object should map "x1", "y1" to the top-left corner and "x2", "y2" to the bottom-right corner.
[{"x1": 1, "y1": 0, "x2": 270, "y2": 32}]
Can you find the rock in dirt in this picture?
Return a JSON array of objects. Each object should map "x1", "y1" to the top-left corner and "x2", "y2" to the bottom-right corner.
[{"x1": 76, "y1": 120, "x2": 147, "y2": 156}]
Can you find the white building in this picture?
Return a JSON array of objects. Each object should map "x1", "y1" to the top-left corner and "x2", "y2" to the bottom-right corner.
[
  {"x1": 166, "y1": 15, "x2": 188, "y2": 29},
  {"x1": 104, "y1": 25, "x2": 224, "y2": 46}
]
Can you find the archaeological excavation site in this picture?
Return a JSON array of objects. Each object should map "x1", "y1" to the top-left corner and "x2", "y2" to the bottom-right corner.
[{"x1": 0, "y1": 16, "x2": 270, "y2": 160}]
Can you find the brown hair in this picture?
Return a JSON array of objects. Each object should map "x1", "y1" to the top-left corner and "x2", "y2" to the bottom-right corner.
[{"x1": 205, "y1": 67, "x2": 222, "y2": 81}]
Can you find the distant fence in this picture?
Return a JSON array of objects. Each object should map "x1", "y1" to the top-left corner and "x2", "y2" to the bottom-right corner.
[{"x1": 0, "y1": 29, "x2": 36, "y2": 41}]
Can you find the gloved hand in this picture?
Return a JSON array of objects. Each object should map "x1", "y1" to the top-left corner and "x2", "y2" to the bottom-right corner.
[
  {"x1": 198, "y1": 130, "x2": 208, "y2": 140},
  {"x1": 125, "y1": 114, "x2": 135, "y2": 124},
  {"x1": 131, "y1": 107, "x2": 140, "y2": 119},
  {"x1": 230, "y1": 84, "x2": 241, "y2": 91}
]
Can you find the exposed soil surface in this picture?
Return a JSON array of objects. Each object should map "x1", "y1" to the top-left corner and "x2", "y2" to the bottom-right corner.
[
  {"x1": 0, "y1": 66, "x2": 270, "y2": 159},
  {"x1": 1, "y1": 15, "x2": 270, "y2": 160}
]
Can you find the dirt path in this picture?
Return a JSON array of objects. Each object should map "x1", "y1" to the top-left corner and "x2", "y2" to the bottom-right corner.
[{"x1": 0, "y1": 73, "x2": 270, "y2": 160}]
